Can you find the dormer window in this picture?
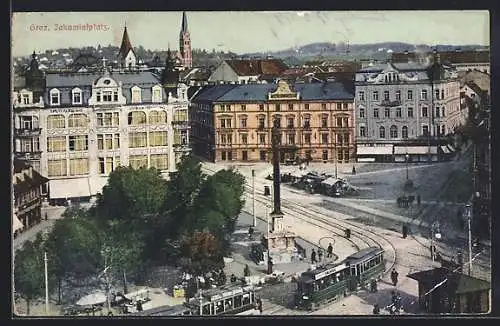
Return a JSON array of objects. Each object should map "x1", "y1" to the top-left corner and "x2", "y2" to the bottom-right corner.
[
  {"x1": 22, "y1": 94, "x2": 30, "y2": 105},
  {"x1": 131, "y1": 86, "x2": 142, "y2": 103},
  {"x1": 103, "y1": 91, "x2": 112, "y2": 102},
  {"x1": 96, "y1": 91, "x2": 101, "y2": 102},
  {"x1": 152, "y1": 85, "x2": 162, "y2": 103},
  {"x1": 50, "y1": 89, "x2": 60, "y2": 106},
  {"x1": 72, "y1": 88, "x2": 82, "y2": 105}
]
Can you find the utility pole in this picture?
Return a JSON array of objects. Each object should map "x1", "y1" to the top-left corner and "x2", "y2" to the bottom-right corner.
[
  {"x1": 102, "y1": 247, "x2": 112, "y2": 314},
  {"x1": 430, "y1": 224, "x2": 435, "y2": 262},
  {"x1": 405, "y1": 153, "x2": 409, "y2": 181},
  {"x1": 252, "y1": 169, "x2": 256, "y2": 227},
  {"x1": 465, "y1": 204, "x2": 473, "y2": 276},
  {"x1": 334, "y1": 141, "x2": 338, "y2": 178},
  {"x1": 44, "y1": 252, "x2": 49, "y2": 315}
]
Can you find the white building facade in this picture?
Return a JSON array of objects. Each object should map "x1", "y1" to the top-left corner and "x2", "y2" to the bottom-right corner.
[
  {"x1": 13, "y1": 70, "x2": 190, "y2": 203},
  {"x1": 354, "y1": 61, "x2": 462, "y2": 162}
]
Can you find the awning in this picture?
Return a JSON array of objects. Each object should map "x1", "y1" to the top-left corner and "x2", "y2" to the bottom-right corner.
[
  {"x1": 88, "y1": 177, "x2": 108, "y2": 196},
  {"x1": 49, "y1": 178, "x2": 91, "y2": 199},
  {"x1": 440, "y1": 146, "x2": 451, "y2": 154},
  {"x1": 12, "y1": 213, "x2": 24, "y2": 232},
  {"x1": 321, "y1": 177, "x2": 342, "y2": 186},
  {"x1": 394, "y1": 146, "x2": 438, "y2": 155},
  {"x1": 447, "y1": 145, "x2": 456, "y2": 152},
  {"x1": 356, "y1": 145, "x2": 393, "y2": 155}
]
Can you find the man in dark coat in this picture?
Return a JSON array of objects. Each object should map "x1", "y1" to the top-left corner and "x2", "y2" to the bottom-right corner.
[
  {"x1": 267, "y1": 257, "x2": 273, "y2": 275},
  {"x1": 327, "y1": 243, "x2": 333, "y2": 258},
  {"x1": 390, "y1": 269, "x2": 399, "y2": 286},
  {"x1": 311, "y1": 249, "x2": 317, "y2": 264}
]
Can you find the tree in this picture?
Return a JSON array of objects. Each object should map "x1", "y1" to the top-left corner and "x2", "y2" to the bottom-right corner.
[
  {"x1": 179, "y1": 231, "x2": 224, "y2": 277},
  {"x1": 14, "y1": 234, "x2": 54, "y2": 315}
]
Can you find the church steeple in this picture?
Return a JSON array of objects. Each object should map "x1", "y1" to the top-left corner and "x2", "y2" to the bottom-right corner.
[
  {"x1": 162, "y1": 46, "x2": 179, "y2": 90},
  {"x1": 25, "y1": 50, "x2": 45, "y2": 98},
  {"x1": 178, "y1": 11, "x2": 192, "y2": 69},
  {"x1": 118, "y1": 25, "x2": 136, "y2": 69}
]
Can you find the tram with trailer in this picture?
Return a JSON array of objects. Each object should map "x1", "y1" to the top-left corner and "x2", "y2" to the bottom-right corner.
[
  {"x1": 295, "y1": 246, "x2": 385, "y2": 310},
  {"x1": 130, "y1": 284, "x2": 257, "y2": 316}
]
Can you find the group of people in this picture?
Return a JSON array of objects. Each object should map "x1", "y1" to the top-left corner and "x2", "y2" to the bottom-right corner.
[{"x1": 310, "y1": 243, "x2": 334, "y2": 264}]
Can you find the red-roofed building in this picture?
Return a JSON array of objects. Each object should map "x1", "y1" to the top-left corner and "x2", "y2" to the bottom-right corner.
[{"x1": 208, "y1": 58, "x2": 289, "y2": 84}]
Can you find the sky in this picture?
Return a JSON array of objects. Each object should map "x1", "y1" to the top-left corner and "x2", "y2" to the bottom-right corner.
[{"x1": 11, "y1": 11, "x2": 489, "y2": 58}]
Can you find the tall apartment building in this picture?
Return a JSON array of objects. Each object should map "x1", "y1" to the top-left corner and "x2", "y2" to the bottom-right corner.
[
  {"x1": 13, "y1": 30, "x2": 190, "y2": 205},
  {"x1": 354, "y1": 54, "x2": 462, "y2": 162},
  {"x1": 190, "y1": 80, "x2": 355, "y2": 163}
]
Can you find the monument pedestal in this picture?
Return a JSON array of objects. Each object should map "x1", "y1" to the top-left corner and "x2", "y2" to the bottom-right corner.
[{"x1": 263, "y1": 212, "x2": 298, "y2": 264}]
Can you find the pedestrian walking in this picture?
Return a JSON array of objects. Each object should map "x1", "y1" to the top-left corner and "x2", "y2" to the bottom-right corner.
[
  {"x1": 372, "y1": 304, "x2": 380, "y2": 315},
  {"x1": 248, "y1": 226, "x2": 254, "y2": 240},
  {"x1": 352, "y1": 166, "x2": 356, "y2": 175},
  {"x1": 390, "y1": 269, "x2": 399, "y2": 287},
  {"x1": 327, "y1": 243, "x2": 333, "y2": 258},
  {"x1": 257, "y1": 298, "x2": 263, "y2": 313},
  {"x1": 45, "y1": 212, "x2": 48, "y2": 220},
  {"x1": 318, "y1": 249, "x2": 323, "y2": 262},
  {"x1": 402, "y1": 225, "x2": 408, "y2": 238},
  {"x1": 311, "y1": 249, "x2": 317, "y2": 264},
  {"x1": 267, "y1": 257, "x2": 273, "y2": 275}
]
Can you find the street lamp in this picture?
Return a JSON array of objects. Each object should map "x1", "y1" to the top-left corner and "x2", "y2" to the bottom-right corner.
[
  {"x1": 430, "y1": 221, "x2": 441, "y2": 261},
  {"x1": 100, "y1": 247, "x2": 112, "y2": 314},
  {"x1": 405, "y1": 153, "x2": 409, "y2": 181},
  {"x1": 464, "y1": 204, "x2": 473, "y2": 275},
  {"x1": 252, "y1": 169, "x2": 256, "y2": 227}
]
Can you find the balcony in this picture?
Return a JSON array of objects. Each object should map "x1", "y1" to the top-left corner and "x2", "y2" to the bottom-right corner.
[
  {"x1": 286, "y1": 125, "x2": 295, "y2": 129},
  {"x1": 14, "y1": 128, "x2": 42, "y2": 137},
  {"x1": 380, "y1": 100, "x2": 402, "y2": 107},
  {"x1": 257, "y1": 125, "x2": 266, "y2": 131},
  {"x1": 171, "y1": 121, "x2": 190, "y2": 130},
  {"x1": 17, "y1": 198, "x2": 42, "y2": 215},
  {"x1": 15, "y1": 151, "x2": 42, "y2": 160}
]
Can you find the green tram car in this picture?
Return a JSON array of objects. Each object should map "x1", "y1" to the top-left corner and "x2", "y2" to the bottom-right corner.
[{"x1": 295, "y1": 247, "x2": 385, "y2": 310}]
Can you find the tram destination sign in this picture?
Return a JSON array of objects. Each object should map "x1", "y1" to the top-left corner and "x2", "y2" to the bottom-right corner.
[{"x1": 314, "y1": 263, "x2": 347, "y2": 280}]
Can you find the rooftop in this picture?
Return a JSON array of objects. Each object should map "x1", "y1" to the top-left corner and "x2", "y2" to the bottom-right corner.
[{"x1": 226, "y1": 59, "x2": 288, "y2": 76}]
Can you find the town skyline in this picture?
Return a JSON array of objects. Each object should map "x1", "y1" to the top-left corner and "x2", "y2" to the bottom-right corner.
[{"x1": 12, "y1": 11, "x2": 489, "y2": 58}]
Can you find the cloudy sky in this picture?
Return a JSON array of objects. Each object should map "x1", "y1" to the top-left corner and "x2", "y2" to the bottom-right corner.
[{"x1": 11, "y1": 11, "x2": 489, "y2": 57}]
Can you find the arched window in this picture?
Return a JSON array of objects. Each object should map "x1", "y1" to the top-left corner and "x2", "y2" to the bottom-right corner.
[
  {"x1": 47, "y1": 114, "x2": 66, "y2": 129},
  {"x1": 68, "y1": 113, "x2": 88, "y2": 128},
  {"x1": 131, "y1": 86, "x2": 142, "y2": 103},
  {"x1": 402, "y1": 126, "x2": 408, "y2": 139},
  {"x1": 390, "y1": 125, "x2": 398, "y2": 138},
  {"x1": 49, "y1": 89, "x2": 60, "y2": 106},
  {"x1": 72, "y1": 88, "x2": 83, "y2": 105},
  {"x1": 149, "y1": 110, "x2": 167, "y2": 124},
  {"x1": 379, "y1": 126, "x2": 386, "y2": 139},
  {"x1": 128, "y1": 111, "x2": 147, "y2": 125}
]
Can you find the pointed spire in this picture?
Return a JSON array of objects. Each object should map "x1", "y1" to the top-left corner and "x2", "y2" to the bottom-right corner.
[
  {"x1": 181, "y1": 11, "x2": 188, "y2": 34},
  {"x1": 118, "y1": 25, "x2": 134, "y2": 58}
]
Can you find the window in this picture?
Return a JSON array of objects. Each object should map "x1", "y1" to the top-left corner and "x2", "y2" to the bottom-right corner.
[
  {"x1": 343, "y1": 133, "x2": 349, "y2": 144},
  {"x1": 288, "y1": 104, "x2": 294, "y2": 111},
  {"x1": 322, "y1": 150, "x2": 328, "y2": 161},
  {"x1": 359, "y1": 108, "x2": 365, "y2": 118},
  {"x1": 113, "y1": 91, "x2": 118, "y2": 101},
  {"x1": 395, "y1": 91, "x2": 401, "y2": 101},
  {"x1": 321, "y1": 115, "x2": 328, "y2": 128},
  {"x1": 407, "y1": 107, "x2": 413, "y2": 118},
  {"x1": 343, "y1": 103, "x2": 348, "y2": 110},
  {"x1": 259, "y1": 104, "x2": 264, "y2": 111},
  {"x1": 396, "y1": 108, "x2": 402, "y2": 117},
  {"x1": 47, "y1": 115, "x2": 65, "y2": 129},
  {"x1": 128, "y1": 111, "x2": 147, "y2": 125},
  {"x1": 360, "y1": 126, "x2": 366, "y2": 137},
  {"x1": 103, "y1": 91, "x2": 113, "y2": 102},
  {"x1": 441, "y1": 107, "x2": 445, "y2": 117},
  {"x1": 242, "y1": 151, "x2": 248, "y2": 161},
  {"x1": 337, "y1": 150, "x2": 343, "y2": 162},
  {"x1": 421, "y1": 90, "x2": 427, "y2": 100},
  {"x1": 384, "y1": 108, "x2": 390, "y2": 118},
  {"x1": 241, "y1": 134, "x2": 248, "y2": 144},
  {"x1": 150, "y1": 154, "x2": 169, "y2": 170},
  {"x1": 358, "y1": 91, "x2": 365, "y2": 101},
  {"x1": 336, "y1": 103, "x2": 342, "y2": 110},
  {"x1": 22, "y1": 94, "x2": 30, "y2": 104},
  {"x1": 50, "y1": 89, "x2": 60, "y2": 105},
  {"x1": 384, "y1": 91, "x2": 390, "y2": 101},
  {"x1": 435, "y1": 89, "x2": 440, "y2": 100},
  {"x1": 47, "y1": 136, "x2": 66, "y2": 152},
  {"x1": 422, "y1": 125, "x2": 429, "y2": 136},
  {"x1": 379, "y1": 126, "x2": 386, "y2": 138},
  {"x1": 226, "y1": 105, "x2": 231, "y2": 111},
  {"x1": 441, "y1": 89, "x2": 444, "y2": 99},
  {"x1": 422, "y1": 107, "x2": 428, "y2": 117},
  {"x1": 321, "y1": 133, "x2": 329, "y2": 144},
  {"x1": 390, "y1": 125, "x2": 398, "y2": 138},
  {"x1": 72, "y1": 89, "x2": 82, "y2": 104},
  {"x1": 402, "y1": 126, "x2": 408, "y2": 138},
  {"x1": 287, "y1": 133, "x2": 295, "y2": 145},
  {"x1": 259, "y1": 134, "x2": 265, "y2": 144},
  {"x1": 258, "y1": 117, "x2": 265, "y2": 129},
  {"x1": 304, "y1": 133, "x2": 311, "y2": 144},
  {"x1": 407, "y1": 90, "x2": 413, "y2": 100},
  {"x1": 303, "y1": 117, "x2": 310, "y2": 128},
  {"x1": 149, "y1": 110, "x2": 167, "y2": 124},
  {"x1": 174, "y1": 110, "x2": 188, "y2": 122},
  {"x1": 129, "y1": 132, "x2": 147, "y2": 147},
  {"x1": 274, "y1": 117, "x2": 281, "y2": 128},
  {"x1": 97, "y1": 112, "x2": 119, "y2": 126},
  {"x1": 131, "y1": 87, "x2": 142, "y2": 103},
  {"x1": 275, "y1": 104, "x2": 280, "y2": 111},
  {"x1": 435, "y1": 107, "x2": 440, "y2": 117},
  {"x1": 441, "y1": 125, "x2": 445, "y2": 135},
  {"x1": 98, "y1": 157, "x2": 120, "y2": 174},
  {"x1": 344, "y1": 150, "x2": 350, "y2": 162},
  {"x1": 241, "y1": 104, "x2": 246, "y2": 111},
  {"x1": 238, "y1": 117, "x2": 247, "y2": 128},
  {"x1": 337, "y1": 134, "x2": 343, "y2": 145},
  {"x1": 336, "y1": 117, "x2": 342, "y2": 127},
  {"x1": 68, "y1": 135, "x2": 88, "y2": 151},
  {"x1": 287, "y1": 117, "x2": 294, "y2": 128},
  {"x1": 373, "y1": 91, "x2": 379, "y2": 101},
  {"x1": 96, "y1": 91, "x2": 101, "y2": 102},
  {"x1": 114, "y1": 134, "x2": 120, "y2": 149},
  {"x1": 68, "y1": 114, "x2": 88, "y2": 128},
  {"x1": 343, "y1": 117, "x2": 349, "y2": 128},
  {"x1": 129, "y1": 155, "x2": 148, "y2": 169},
  {"x1": 304, "y1": 104, "x2": 309, "y2": 110},
  {"x1": 69, "y1": 158, "x2": 89, "y2": 176},
  {"x1": 152, "y1": 87, "x2": 162, "y2": 102},
  {"x1": 149, "y1": 131, "x2": 168, "y2": 146},
  {"x1": 321, "y1": 103, "x2": 327, "y2": 110},
  {"x1": 47, "y1": 160, "x2": 66, "y2": 177},
  {"x1": 373, "y1": 108, "x2": 379, "y2": 118}
]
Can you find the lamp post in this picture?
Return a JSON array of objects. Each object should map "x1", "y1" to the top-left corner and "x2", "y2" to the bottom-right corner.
[
  {"x1": 334, "y1": 141, "x2": 338, "y2": 179},
  {"x1": 464, "y1": 204, "x2": 473, "y2": 276},
  {"x1": 44, "y1": 252, "x2": 49, "y2": 315},
  {"x1": 252, "y1": 169, "x2": 256, "y2": 227},
  {"x1": 405, "y1": 153, "x2": 409, "y2": 181},
  {"x1": 101, "y1": 247, "x2": 112, "y2": 314},
  {"x1": 430, "y1": 221, "x2": 441, "y2": 261}
]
